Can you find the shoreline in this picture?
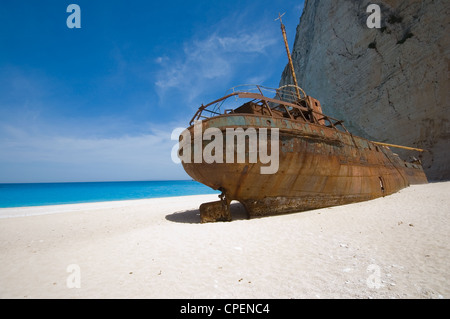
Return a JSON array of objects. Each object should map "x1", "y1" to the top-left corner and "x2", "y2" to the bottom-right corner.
[
  {"x1": 0, "y1": 181, "x2": 449, "y2": 298},
  {"x1": 0, "y1": 179, "x2": 218, "y2": 213},
  {"x1": 0, "y1": 194, "x2": 220, "y2": 219},
  {"x1": 1, "y1": 180, "x2": 445, "y2": 218}
]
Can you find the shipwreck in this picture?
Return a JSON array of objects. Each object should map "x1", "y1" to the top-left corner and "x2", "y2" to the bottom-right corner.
[{"x1": 178, "y1": 14, "x2": 428, "y2": 223}]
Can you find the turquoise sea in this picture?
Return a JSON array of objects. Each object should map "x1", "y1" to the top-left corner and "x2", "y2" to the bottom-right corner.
[{"x1": 0, "y1": 180, "x2": 219, "y2": 208}]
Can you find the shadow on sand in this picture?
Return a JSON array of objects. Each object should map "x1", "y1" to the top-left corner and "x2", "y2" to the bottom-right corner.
[{"x1": 165, "y1": 202, "x2": 249, "y2": 224}]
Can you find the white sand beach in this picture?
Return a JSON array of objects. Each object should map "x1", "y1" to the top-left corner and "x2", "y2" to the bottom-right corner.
[{"x1": 0, "y1": 182, "x2": 449, "y2": 299}]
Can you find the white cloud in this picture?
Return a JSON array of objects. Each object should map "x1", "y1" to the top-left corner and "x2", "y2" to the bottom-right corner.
[
  {"x1": 0, "y1": 65, "x2": 192, "y2": 183},
  {"x1": 155, "y1": 29, "x2": 278, "y2": 103},
  {"x1": 0, "y1": 122, "x2": 188, "y2": 182}
]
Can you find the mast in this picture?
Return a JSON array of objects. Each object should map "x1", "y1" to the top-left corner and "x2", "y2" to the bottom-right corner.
[{"x1": 276, "y1": 13, "x2": 301, "y2": 100}]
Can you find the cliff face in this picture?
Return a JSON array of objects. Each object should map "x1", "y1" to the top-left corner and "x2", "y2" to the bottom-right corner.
[{"x1": 280, "y1": 0, "x2": 450, "y2": 180}]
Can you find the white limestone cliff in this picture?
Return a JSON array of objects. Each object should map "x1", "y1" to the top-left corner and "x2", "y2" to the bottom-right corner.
[{"x1": 280, "y1": 0, "x2": 449, "y2": 180}]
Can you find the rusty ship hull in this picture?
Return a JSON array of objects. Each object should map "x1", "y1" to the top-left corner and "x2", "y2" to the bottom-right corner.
[
  {"x1": 182, "y1": 113, "x2": 427, "y2": 220},
  {"x1": 179, "y1": 86, "x2": 428, "y2": 222}
]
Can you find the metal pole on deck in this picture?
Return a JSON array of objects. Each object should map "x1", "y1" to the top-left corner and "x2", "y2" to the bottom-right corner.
[
  {"x1": 371, "y1": 141, "x2": 426, "y2": 152},
  {"x1": 276, "y1": 13, "x2": 301, "y2": 100}
]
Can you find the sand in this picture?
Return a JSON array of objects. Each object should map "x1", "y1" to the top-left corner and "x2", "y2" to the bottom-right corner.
[{"x1": 0, "y1": 182, "x2": 449, "y2": 299}]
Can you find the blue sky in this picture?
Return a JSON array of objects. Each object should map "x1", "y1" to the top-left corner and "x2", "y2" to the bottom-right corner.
[{"x1": 0, "y1": 0, "x2": 304, "y2": 183}]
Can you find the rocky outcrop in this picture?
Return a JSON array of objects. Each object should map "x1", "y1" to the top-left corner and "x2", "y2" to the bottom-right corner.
[{"x1": 280, "y1": 0, "x2": 450, "y2": 180}]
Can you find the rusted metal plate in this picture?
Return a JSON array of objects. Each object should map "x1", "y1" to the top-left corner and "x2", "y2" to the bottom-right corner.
[{"x1": 199, "y1": 200, "x2": 231, "y2": 223}]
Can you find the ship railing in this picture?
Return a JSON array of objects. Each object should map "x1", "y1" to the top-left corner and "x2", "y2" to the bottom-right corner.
[
  {"x1": 225, "y1": 84, "x2": 307, "y2": 105},
  {"x1": 190, "y1": 85, "x2": 299, "y2": 124},
  {"x1": 189, "y1": 85, "x2": 349, "y2": 133}
]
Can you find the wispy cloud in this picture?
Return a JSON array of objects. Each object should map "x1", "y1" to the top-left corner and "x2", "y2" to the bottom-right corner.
[
  {"x1": 0, "y1": 122, "x2": 187, "y2": 182},
  {"x1": 154, "y1": 23, "x2": 279, "y2": 104},
  {"x1": 0, "y1": 65, "x2": 189, "y2": 182}
]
